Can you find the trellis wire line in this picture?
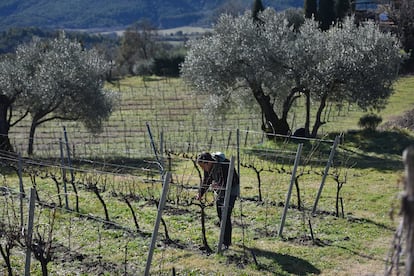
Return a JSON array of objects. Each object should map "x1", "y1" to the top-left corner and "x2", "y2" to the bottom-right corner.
[
  {"x1": 1, "y1": 183, "x2": 157, "y2": 236},
  {"x1": 4, "y1": 127, "x2": 338, "y2": 207},
  {"x1": 7, "y1": 124, "x2": 336, "y2": 161},
  {"x1": 4, "y1": 154, "x2": 210, "y2": 198},
  {"x1": 3, "y1": 135, "x2": 335, "y2": 196},
  {"x1": 2, "y1": 154, "x2": 202, "y2": 202},
  {"x1": 0, "y1": 152, "x2": 161, "y2": 184}
]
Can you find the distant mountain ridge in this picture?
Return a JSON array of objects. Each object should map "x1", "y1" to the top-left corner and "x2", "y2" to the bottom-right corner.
[{"x1": 0, "y1": 0, "x2": 303, "y2": 31}]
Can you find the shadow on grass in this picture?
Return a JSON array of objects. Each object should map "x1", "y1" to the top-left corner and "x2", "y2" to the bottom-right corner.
[
  {"x1": 248, "y1": 129, "x2": 414, "y2": 171},
  {"x1": 246, "y1": 246, "x2": 321, "y2": 275},
  {"x1": 335, "y1": 129, "x2": 414, "y2": 171},
  {"x1": 53, "y1": 242, "x2": 130, "y2": 275},
  {"x1": 345, "y1": 129, "x2": 414, "y2": 155},
  {"x1": 346, "y1": 215, "x2": 396, "y2": 232}
]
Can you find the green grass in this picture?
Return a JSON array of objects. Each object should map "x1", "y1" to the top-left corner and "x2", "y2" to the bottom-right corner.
[
  {"x1": 382, "y1": 76, "x2": 414, "y2": 120},
  {"x1": 1, "y1": 75, "x2": 414, "y2": 275}
]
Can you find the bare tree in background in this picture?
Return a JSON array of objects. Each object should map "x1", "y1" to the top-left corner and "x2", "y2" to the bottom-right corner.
[
  {"x1": 387, "y1": 0, "x2": 414, "y2": 73},
  {"x1": 116, "y1": 19, "x2": 159, "y2": 76}
]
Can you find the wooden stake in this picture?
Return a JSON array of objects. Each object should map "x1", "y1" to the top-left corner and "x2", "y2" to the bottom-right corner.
[
  {"x1": 24, "y1": 188, "x2": 36, "y2": 276},
  {"x1": 312, "y1": 136, "x2": 340, "y2": 215},
  {"x1": 403, "y1": 146, "x2": 414, "y2": 275},
  {"x1": 144, "y1": 172, "x2": 171, "y2": 276},
  {"x1": 217, "y1": 156, "x2": 235, "y2": 254},
  {"x1": 18, "y1": 153, "x2": 25, "y2": 229},
  {"x1": 278, "y1": 143, "x2": 303, "y2": 237},
  {"x1": 59, "y1": 138, "x2": 69, "y2": 210}
]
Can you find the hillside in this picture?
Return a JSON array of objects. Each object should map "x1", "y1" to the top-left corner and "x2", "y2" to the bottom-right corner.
[{"x1": 0, "y1": 0, "x2": 304, "y2": 31}]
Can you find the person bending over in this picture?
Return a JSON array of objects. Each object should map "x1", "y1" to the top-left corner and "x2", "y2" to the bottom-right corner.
[{"x1": 196, "y1": 151, "x2": 239, "y2": 249}]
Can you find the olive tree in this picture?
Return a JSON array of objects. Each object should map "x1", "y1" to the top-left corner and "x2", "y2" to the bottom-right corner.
[
  {"x1": 181, "y1": 9, "x2": 403, "y2": 137},
  {"x1": 0, "y1": 33, "x2": 118, "y2": 154},
  {"x1": 0, "y1": 55, "x2": 24, "y2": 152}
]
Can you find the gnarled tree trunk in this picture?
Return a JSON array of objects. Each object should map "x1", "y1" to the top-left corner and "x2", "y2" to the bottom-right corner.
[
  {"x1": 311, "y1": 93, "x2": 328, "y2": 138},
  {"x1": 0, "y1": 95, "x2": 14, "y2": 153},
  {"x1": 250, "y1": 81, "x2": 290, "y2": 136},
  {"x1": 27, "y1": 119, "x2": 37, "y2": 156}
]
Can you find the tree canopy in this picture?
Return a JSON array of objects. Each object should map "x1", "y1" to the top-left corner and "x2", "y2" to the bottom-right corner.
[
  {"x1": 391, "y1": 0, "x2": 414, "y2": 72},
  {"x1": 181, "y1": 8, "x2": 403, "y2": 138},
  {"x1": 318, "y1": 0, "x2": 336, "y2": 30},
  {"x1": 0, "y1": 33, "x2": 118, "y2": 154},
  {"x1": 304, "y1": 0, "x2": 317, "y2": 19}
]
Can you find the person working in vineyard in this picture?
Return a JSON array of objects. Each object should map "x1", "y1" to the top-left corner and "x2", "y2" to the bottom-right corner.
[{"x1": 196, "y1": 151, "x2": 240, "y2": 249}]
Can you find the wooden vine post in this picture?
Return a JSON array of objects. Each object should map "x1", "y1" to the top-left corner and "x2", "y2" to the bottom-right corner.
[
  {"x1": 403, "y1": 146, "x2": 414, "y2": 275},
  {"x1": 24, "y1": 188, "x2": 36, "y2": 276},
  {"x1": 217, "y1": 156, "x2": 235, "y2": 254},
  {"x1": 18, "y1": 153, "x2": 25, "y2": 229},
  {"x1": 63, "y1": 126, "x2": 79, "y2": 212},
  {"x1": 312, "y1": 135, "x2": 340, "y2": 215},
  {"x1": 59, "y1": 138, "x2": 69, "y2": 210},
  {"x1": 144, "y1": 172, "x2": 171, "y2": 276},
  {"x1": 278, "y1": 143, "x2": 303, "y2": 237},
  {"x1": 146, "y1": 122, "x2": 163, "y2": 173}
]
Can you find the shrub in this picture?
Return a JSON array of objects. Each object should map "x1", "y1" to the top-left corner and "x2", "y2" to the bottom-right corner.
[{"x1": 358, "y1": 113, "x2": 382, "y2": 131}]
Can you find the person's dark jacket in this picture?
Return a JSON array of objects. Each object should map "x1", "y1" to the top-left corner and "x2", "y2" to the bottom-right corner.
[{"x1": 199, "y1": 158, "x2": 240, "y2": 199}]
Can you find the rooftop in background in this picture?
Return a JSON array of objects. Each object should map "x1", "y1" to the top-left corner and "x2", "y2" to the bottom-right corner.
[{"x1": 354, "y1": 0, "x2": 392, "y2": 10}]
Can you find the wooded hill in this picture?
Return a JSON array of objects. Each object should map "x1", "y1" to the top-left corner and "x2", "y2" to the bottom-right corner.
[{"x1": 0, "y1": 0, "x2": 303, "y2": 32}]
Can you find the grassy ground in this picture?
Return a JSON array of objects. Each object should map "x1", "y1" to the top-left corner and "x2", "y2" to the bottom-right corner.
[
  {"x1": 382, "y1": 76, "x2": 414, "y2": 120},
  {"x1": 1, "y1": 75, "x2": 414, "y2": 275}
]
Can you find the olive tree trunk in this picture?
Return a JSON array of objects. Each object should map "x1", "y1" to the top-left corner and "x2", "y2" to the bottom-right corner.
[{"x1": 0, "y1": 96, "x2": 14, "y2": 153}]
